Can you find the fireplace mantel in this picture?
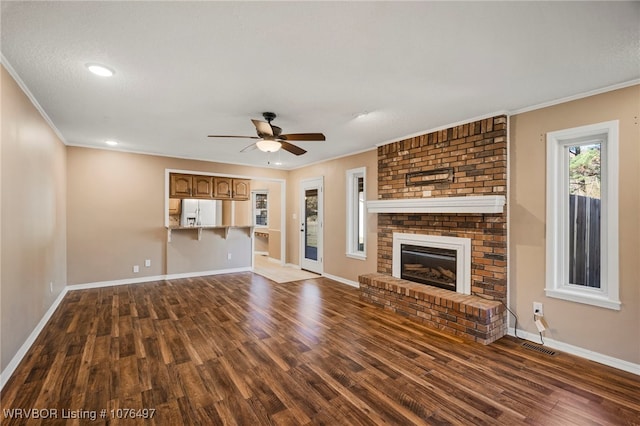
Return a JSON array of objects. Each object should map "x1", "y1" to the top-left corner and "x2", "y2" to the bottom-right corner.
[{"x1": 366, "y1": 195, "x2": 505, "y2": 214}]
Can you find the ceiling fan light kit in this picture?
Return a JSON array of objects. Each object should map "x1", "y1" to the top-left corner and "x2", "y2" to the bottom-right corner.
[
  {"x1": 208, "y1": 112, "x2": 325, "y2": 157},
  {"x1": 256, "y1": 139, "x2": 282, "y2": 152}
]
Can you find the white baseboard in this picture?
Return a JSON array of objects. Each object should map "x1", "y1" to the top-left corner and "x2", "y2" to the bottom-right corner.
[
  {"x1": 322, "y1": 273, "x2": 360, "y2": 288},
  {"x1": 1, "y1": 287, "x2": 69, "y2": 390},
  {"x1": 254, "y1": 251, "x2": 268, "y2": 256},
  {"x1": 266, "y1": 257, "x2": 282, "y2": 264},
  {"x1": 285, "y1": 263, "x2": 301, "y2": 270},
  {"x1": 164, "y1": 267, "x2": 252, "y2": 280},
  {"x1": 67, "y1": 267, "x2": 252, "y2": 290},
  {"x1": 69, "y1": 274, "x2": 168, "y2": 290},
  {"x1": 508, "y1": 327, "x2": 639, "y2": 376}
]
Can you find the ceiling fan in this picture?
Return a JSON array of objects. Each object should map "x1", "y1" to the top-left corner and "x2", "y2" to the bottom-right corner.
[{"x1": 208, "y1": 112, "x2": 325, "y2": 156}]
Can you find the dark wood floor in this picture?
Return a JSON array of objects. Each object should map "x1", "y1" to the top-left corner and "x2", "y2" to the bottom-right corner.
[{"x1": 2, "y1": 273, "x2": 639, "y2": 425}]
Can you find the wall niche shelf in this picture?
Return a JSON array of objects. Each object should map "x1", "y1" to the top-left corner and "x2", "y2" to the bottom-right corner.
[{"x1": 166, "y1": 226, "x2": 253, "y2": 243}]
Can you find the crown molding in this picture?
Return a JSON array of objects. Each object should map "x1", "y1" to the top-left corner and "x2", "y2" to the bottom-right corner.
[{"x1": 1, "y1": 55, "x2": 67, "y2": 144}]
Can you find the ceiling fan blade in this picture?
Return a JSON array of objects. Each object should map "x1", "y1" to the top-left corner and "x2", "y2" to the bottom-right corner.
[
  {"x1": 251, "y1": 119, "x2": 274, "y2": 137},
  {"x1": 279, "y1": 133, "x2": 326, "y2": 141},
  {"x1": 240, "y1": 143, "x2": 258, "y2": 153},
  {"x1": 208, "y1": 135, "x2": 260, "y2": 139},
  {"x1": 280, "y1": 141, "x2": 307, "y2": 156}
]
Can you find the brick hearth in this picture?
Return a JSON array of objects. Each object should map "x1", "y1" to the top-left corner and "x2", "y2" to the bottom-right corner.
[
  {"x1": 359, "y1": 274, "x2": 506, "y2": 344},
  {"x1": 361, "y1": 115, "x2": 508, "y2": 343}
]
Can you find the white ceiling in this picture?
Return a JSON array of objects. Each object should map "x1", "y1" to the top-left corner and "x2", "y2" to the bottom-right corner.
[{"x1": 2, "y1": 1, "x2": 638, "y2": 170}]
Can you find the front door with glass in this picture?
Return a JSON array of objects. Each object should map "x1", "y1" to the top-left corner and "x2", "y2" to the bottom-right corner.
[{"x1": 300, "y1": 177, "x2": 323, "y2": 274}]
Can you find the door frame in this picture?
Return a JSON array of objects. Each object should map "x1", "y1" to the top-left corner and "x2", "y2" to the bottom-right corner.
[{"x1": 299, "y1": 176, "x2": 323, "y2": 274}]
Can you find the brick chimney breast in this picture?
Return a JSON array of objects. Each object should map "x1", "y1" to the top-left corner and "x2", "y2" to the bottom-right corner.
[{"x1": 360, "y1": 115, "x2": 508, "y2": 344}]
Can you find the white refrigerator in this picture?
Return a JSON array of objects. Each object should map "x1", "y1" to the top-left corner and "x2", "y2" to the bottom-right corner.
[{"x1": 180, "y1": 199, "x2": 222, "y2": 227}]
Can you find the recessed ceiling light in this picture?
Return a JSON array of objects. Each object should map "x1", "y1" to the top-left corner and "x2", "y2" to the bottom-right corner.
[
  {"x1": 105, "y1": 140, "x2": 118, "y2": 146},
  {"x1": 86, "y1": 63, "x2": 115, "y2": 77}
]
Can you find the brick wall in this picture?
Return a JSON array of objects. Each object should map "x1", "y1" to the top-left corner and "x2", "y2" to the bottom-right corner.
[{"x1": 377, "y1": 115, "x2": 507, "y2": 302}]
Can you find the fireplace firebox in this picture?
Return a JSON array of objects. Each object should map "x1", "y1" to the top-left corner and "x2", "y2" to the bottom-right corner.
[{"x1": 400, "y1": 244, "x2": 457, "y2": 291}]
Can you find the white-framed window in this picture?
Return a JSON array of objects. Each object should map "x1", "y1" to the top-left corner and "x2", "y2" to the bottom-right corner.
[
  {"x1": 346, "y1": 167, "x2": 366, "y2": 260},
  {"x1": 546, "y1": 120, "x2": 620, "y2": 310}
]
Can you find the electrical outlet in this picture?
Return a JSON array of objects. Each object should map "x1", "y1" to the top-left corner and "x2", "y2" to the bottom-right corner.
[
  {"x1": 133, "y1": 265, "x2": 140, "y2": 273},
  {"x1": 227, "y1": 252, "x2": 232, "y2": 260},
  {"x1": 533, "y1": 302, "x2": 543, "y2": 316},
  {"x1": 145, "y1": 259, "x2": 151, "y2": 267}
]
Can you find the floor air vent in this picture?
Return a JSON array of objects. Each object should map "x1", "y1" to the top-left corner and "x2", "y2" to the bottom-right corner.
[{"x1": 522, "y1": 342, "x2": 557, "y2": 356}]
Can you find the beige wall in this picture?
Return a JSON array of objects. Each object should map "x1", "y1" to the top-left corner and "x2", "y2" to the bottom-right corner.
[
  {"x1": 1, "y1": 66, "x2": 67, "y2": 371},
  {"x1": 510, "y1": 85, "x2": 640, "y2": 364},
  {"x1": 231, "y1": 200, "x2": 251, "y2": 227},
  {"x1": 287, "y1": 150, "x2": 378, "y2": 283},
  {"x1": 66, "y1": 147, "x2": 286, "y2": 285}
]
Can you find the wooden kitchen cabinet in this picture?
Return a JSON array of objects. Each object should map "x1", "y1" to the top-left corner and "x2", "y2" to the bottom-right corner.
[
  {"x1": 170, "y1": 174, "x2": 249, "y2": 200},
  {"x1": 192, "y1": 175, "x2": 213, "y2": 198},
  {"x1": 213, "y1": 178, "x2": 249, "y2": 199},
  {"x1": 168, "y1": 198, "x2": 181, "y2": 215},
  {"x1": 232, "y1": 179, "x2": 250, "y2": 200},
  {"x1": 170, "y1": 174, "x2": 193, "y2": 197},
  {"x1": 170, "y1": 174, "x2": 213, "y2": 198},
  {"x1": 214, "y1": 177, "x2": 232, "y2": 199}
]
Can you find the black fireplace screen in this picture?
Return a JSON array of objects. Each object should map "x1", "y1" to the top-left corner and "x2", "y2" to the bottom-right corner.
[{"x1": 400, "y1": 244, "x2": 457, "y2": 291}]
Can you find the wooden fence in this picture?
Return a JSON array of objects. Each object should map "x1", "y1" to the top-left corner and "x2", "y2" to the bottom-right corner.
[{"x1": 569, "y1": 194, "x2": 601, "y2": 288}]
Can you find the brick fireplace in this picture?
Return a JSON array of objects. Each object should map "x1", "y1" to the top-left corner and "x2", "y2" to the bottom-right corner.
[{"x1": 359, "y1": 115, "x2": 508, "y2": 344}]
